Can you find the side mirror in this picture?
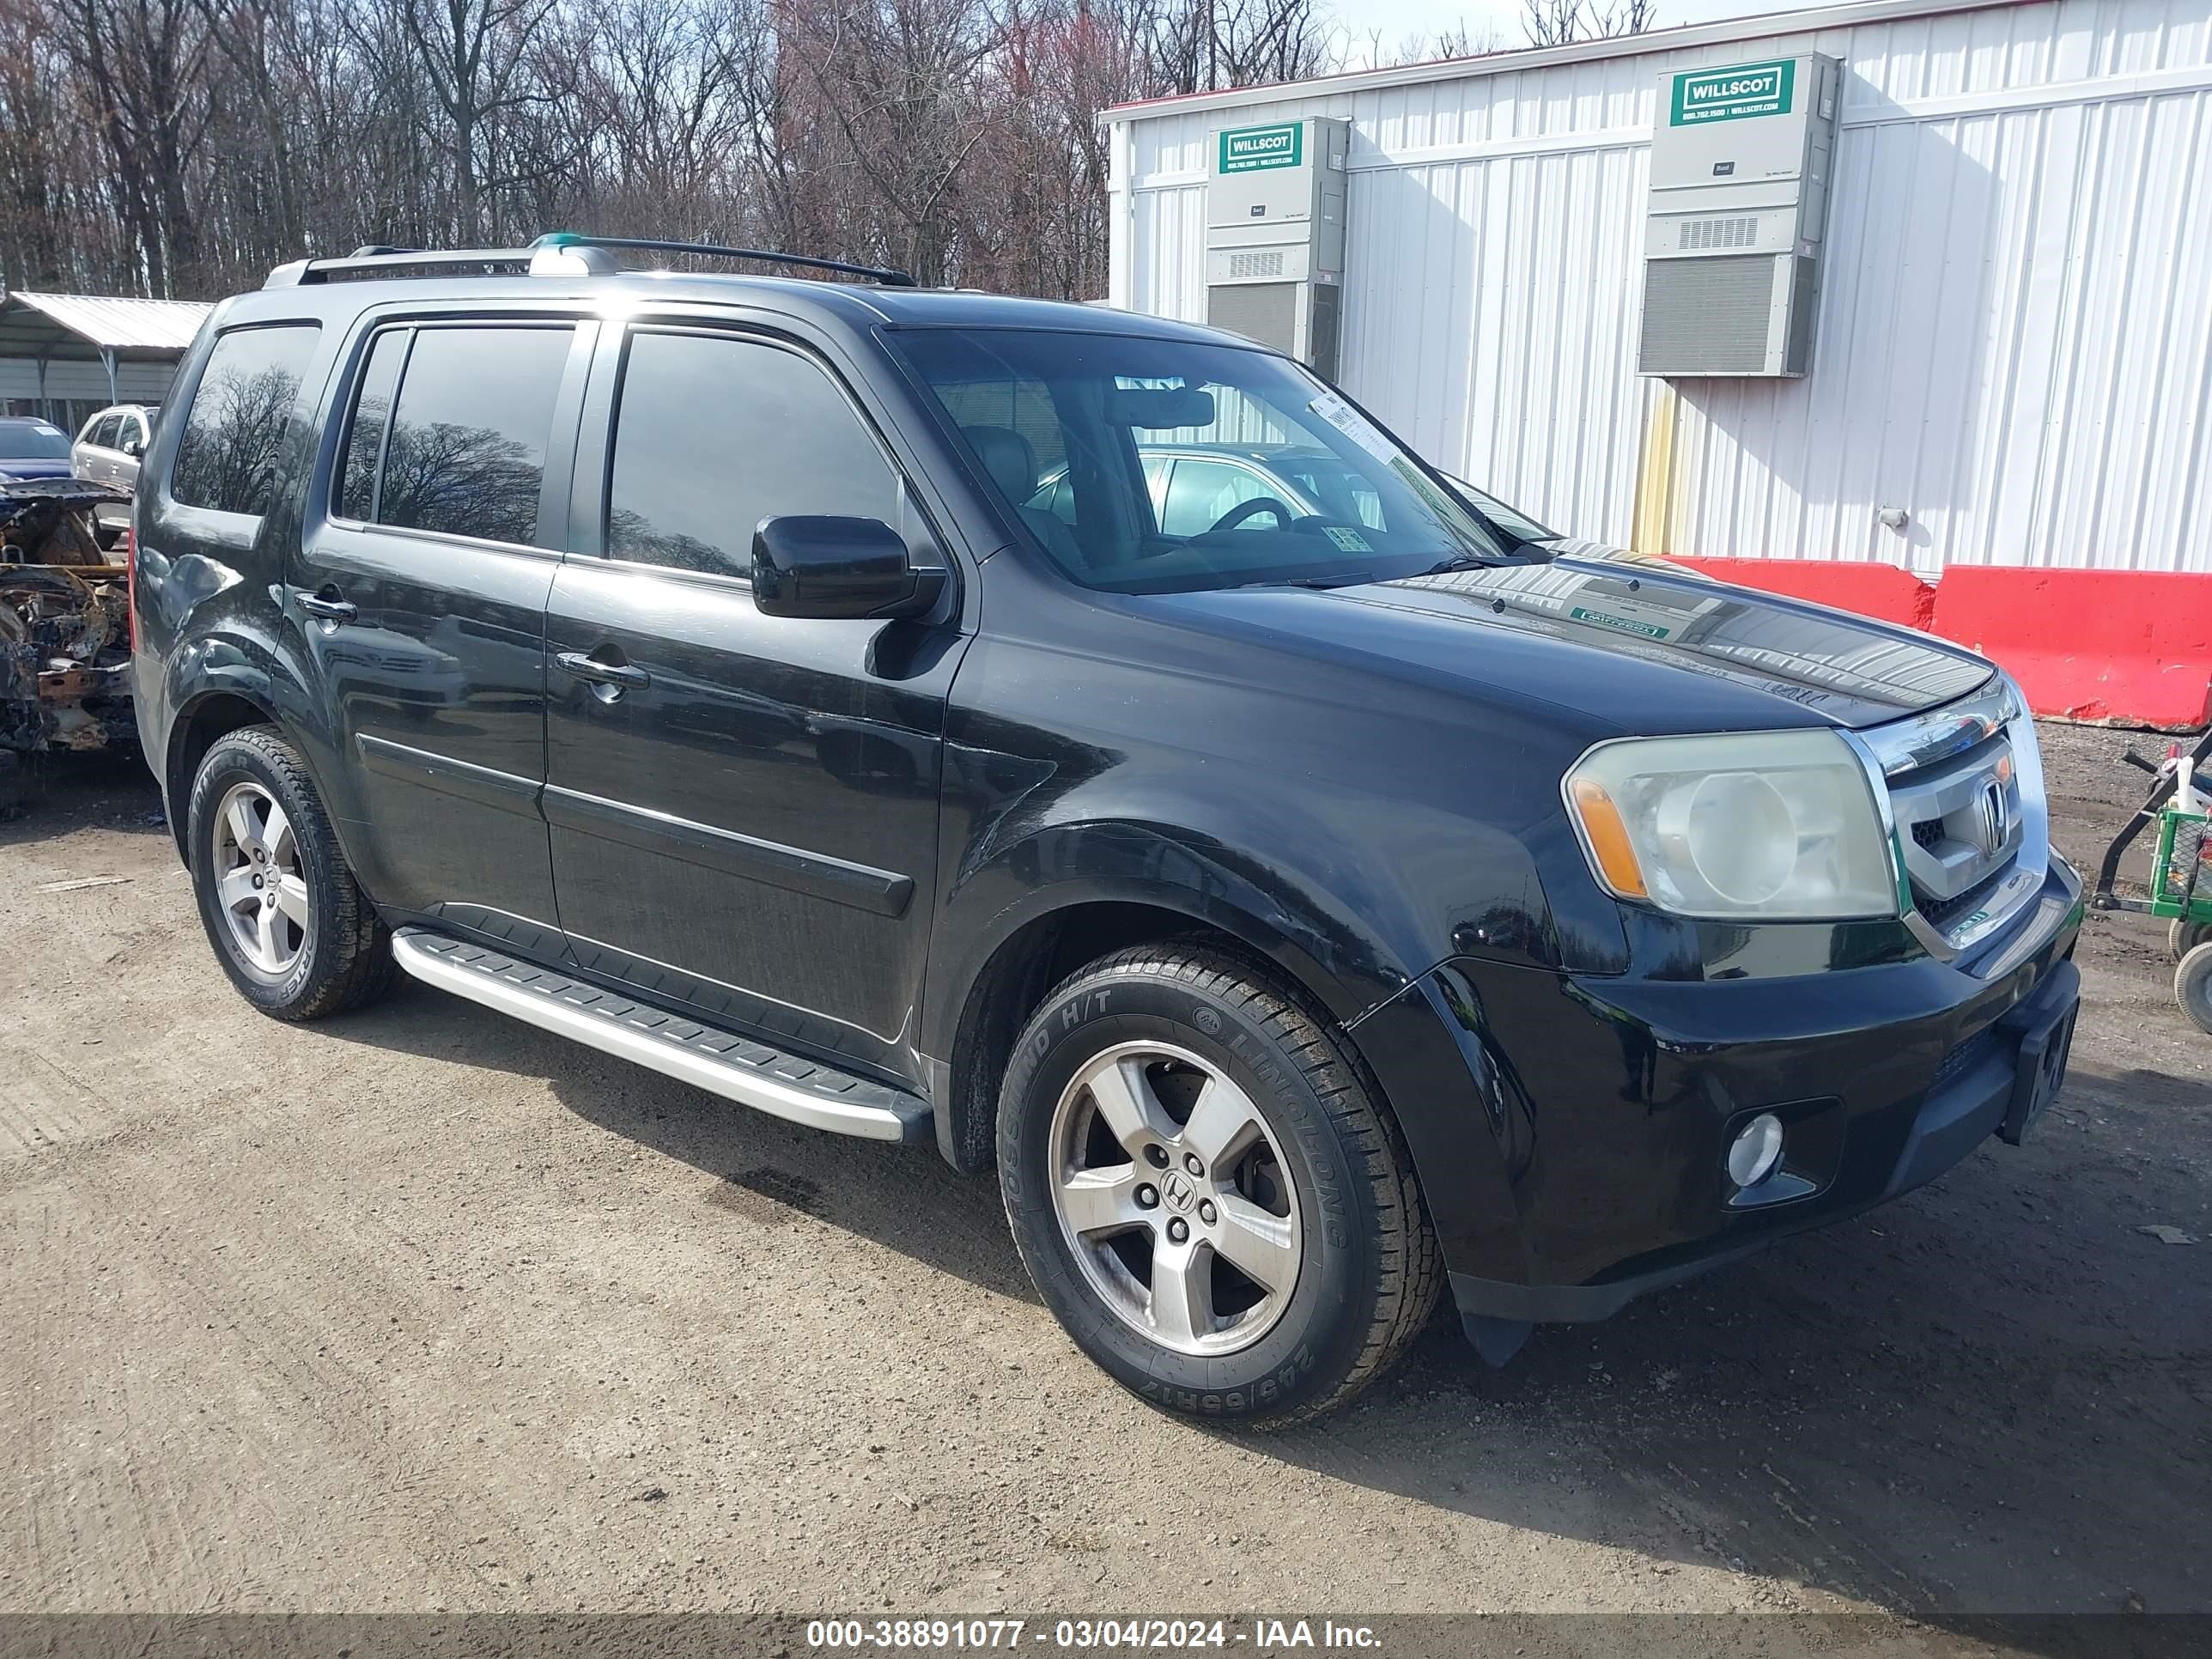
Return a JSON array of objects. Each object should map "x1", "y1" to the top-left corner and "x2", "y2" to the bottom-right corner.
[
  {"x1": 121, "y1": 437, "x2": 143, "y2": 458},
  {"x1": 751, "y1": 515, "x2": 949, "y2": 621}
]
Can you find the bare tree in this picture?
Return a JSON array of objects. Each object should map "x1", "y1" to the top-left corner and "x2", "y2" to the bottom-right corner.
[
  {"x1": 394, "y1": 0, "x2": 563, "y2": 240},
  {"x1": 1524, "y1": 0, "x2": 1653, "y2": 48},
  {"x1": 51, "y1": 0, "x2": 217, "y2": 294},
  {"x1": 0, "y1": 0, "x2": 1365, "y2": 317}
]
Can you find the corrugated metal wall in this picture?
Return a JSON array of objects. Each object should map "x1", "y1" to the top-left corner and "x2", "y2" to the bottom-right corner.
[
  {"x1": 1109, "y1": 0, "x2": 2212, "y2": 574},
  {"x1": 0, "y1": 360, "x2": 177, "y2": 403}
]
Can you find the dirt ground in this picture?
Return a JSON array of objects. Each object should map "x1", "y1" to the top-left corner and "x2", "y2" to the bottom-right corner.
[{"x1": 0, "y1": 722, "x2": 2203, "y2": 1629}]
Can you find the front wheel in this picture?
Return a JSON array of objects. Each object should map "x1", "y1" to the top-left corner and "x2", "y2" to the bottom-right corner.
[
  {"x1": 186, "y1": 725, "x2": 397, "y2": 1019},
  {"x1": 2170, "y1": 916, "x2": 2212, "y2": 961},
  {"x1": 997, "y1": 945, "x2": 1442, "y2": 1426}
]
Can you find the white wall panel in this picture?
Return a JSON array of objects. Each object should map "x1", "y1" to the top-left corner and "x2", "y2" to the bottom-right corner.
[{"x1": 1110, "y1": 0, "x2": 2212, "y2": 574}]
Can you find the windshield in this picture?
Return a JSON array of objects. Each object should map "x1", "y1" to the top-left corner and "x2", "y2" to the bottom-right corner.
[
  {"x1": 0, "y1": 421, "x2": 71, "y2": 460},
  {"x1": 1440, "y1": 473, "x2": 1558, "y2": 544},
  {"x1": 894, "y1": 328, "x2": 1510, "y2": 593}
]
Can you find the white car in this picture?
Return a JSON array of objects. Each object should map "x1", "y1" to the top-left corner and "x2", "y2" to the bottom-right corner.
[
  {"x1": 71, "y1": 404, "x2": 156, "y2": 547},
  {"x1": 72, "y1": 404, "x2": 158, "y2": 491}
]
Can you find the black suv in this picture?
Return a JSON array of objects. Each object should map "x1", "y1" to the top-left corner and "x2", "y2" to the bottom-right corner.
[{"x1": 134, "y1": 237, "x2": 2082, "y2": 1425}]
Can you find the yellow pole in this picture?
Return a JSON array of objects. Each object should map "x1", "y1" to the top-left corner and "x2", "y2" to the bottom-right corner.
[{"x1": 1631, "y1": 382, "x2": 1677, "y2": 557}]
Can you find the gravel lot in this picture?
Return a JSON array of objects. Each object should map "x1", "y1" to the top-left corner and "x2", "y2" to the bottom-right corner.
[{"x1": 1, "y1": 722, "x2": 2203, "y2": 1626}]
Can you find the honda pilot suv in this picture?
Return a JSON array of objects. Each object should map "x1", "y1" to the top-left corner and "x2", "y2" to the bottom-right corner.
[{"x1": 134, "y1": 235, "x2": 2082, "y2": 1425}]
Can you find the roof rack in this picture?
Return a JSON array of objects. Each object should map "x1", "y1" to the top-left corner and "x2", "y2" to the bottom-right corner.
[
  {"x1": 531, "y1": 233, "x2": 918, "y2": 288},
  {"x1": 264, "y1": 247, "x2": 537, "y2": 288},
  {"x1": 263, "y1": 233, "x2": 917, "y2": 290}
]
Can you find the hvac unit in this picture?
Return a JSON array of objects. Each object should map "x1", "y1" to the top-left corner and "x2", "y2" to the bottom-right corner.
[
  {"x1": 1205, "y1": 117, "x2": 1349, "y2": 380},
  {"x1": 1640, "y1": 54, "x2": 1841, "y2": 377}
]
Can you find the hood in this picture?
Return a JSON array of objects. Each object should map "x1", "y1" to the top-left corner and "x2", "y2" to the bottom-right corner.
[
  {"x1": 1155, "y1": 542, "x2": 1993, "y2": 736},
  {"x1": 0, "y1": 459, "x2": 77, "y2": 483}
]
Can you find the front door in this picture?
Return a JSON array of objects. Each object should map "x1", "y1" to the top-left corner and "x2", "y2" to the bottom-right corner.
[
  {"x1": 544, "y1": 324, "x2": 964, "y2": 1079},
  {"x1": 291, "y1": 316, "x2": 593, "y2": 944}
]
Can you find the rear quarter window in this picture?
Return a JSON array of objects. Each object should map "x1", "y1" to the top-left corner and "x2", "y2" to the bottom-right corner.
[
  {"x1": 343, "y1": 324, "x2": 574, "y2": 548},
  {"x1": 168, "y1": 324, "x2": 321, "y2": 516}
]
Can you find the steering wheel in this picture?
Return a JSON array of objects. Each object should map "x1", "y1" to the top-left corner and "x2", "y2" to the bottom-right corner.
[{"x1": 1207, "y1": 496, "x2": 1297, "y2": 533}]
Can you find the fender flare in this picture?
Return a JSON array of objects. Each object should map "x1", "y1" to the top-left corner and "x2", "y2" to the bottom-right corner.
[
  {"x1": 921, "y1": 819, "x2": 1420, "y2": 1062},
  {"x1": 159, "y1": 633, "x2": 356, "y2": 871},
  {"x1": 921, "y1": 822, "x2": 1534, "y2": 1285}
]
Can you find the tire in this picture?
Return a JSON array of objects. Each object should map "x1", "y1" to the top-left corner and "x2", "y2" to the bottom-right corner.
[
  {"x1": 186, "y1": 725, "x2": 397, "y2": 1020},
  {"x1": 997, "y1": 943, "x2": 1443, "y2": 1427},
  {"x1": 2177, "y1": 942, "x2": 2212, "y2": 1036},
  {"x1": 2170, "y1": 916, "x2": 2212, "y2": 961}
]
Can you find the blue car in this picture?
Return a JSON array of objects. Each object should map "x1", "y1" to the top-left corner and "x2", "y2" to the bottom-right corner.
[{"x1": 0, "y1": 416, "x2": 79, "y2": 483}]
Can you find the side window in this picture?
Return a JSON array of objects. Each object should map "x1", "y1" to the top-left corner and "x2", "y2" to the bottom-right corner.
[
  {"x1": 606, "y1": 331, "x2": 899, "y2": 580},
  {"x1": 89, "y1": 414, "x2": 120, "y2": 449},
  {"x1": 1160, "y1": 459, "x2": 1274, "y2": 537},
  {"x1": 374, "y1": 325, "x2": 572, "y2": 547},
  {"x1": 121, "y1": 416, "x2": 146, "y2": 453},
  {"x1": 169, "y1": 324, "x2": 320, "y2": 516},
  {"x1": 334, "y1": 329, "x2": 408, "y2": 522}
]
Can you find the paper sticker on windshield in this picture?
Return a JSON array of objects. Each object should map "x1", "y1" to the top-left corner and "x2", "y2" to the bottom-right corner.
[
  {"x1": 1321, "y1": 526, "x2": 1373, "y2": 552},
  {"x1": 32, "y1": 422, "x2": 62, "y2": 437},
  {"x1": 1308, "y1": 393, "x2": 1397, "y2": 463}
]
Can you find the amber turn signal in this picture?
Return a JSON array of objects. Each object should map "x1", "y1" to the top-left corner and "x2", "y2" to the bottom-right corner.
[{"x1": 1567, "y1": 775, "x2": 1649, "y2": 900}]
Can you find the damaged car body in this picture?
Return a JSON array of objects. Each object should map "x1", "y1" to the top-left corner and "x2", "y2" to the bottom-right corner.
[{"x1": 0, "y1": 476, "x2": 137, "y2": 811}]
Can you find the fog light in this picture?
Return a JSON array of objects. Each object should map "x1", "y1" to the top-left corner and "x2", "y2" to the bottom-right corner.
[{"x1": 1728, "y1": 1113, "x2": 1785, "y2": 1188}]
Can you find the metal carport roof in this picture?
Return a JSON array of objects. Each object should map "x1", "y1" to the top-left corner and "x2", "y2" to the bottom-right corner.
[
  {"x1": 0, "y1": 291, "x2": 210, "y2": 356},
  {"x1": 0, "y1": 291, "x2": 212, "y2": 406}
]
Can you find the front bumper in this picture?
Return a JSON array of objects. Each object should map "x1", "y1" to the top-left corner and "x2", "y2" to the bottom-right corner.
[{"x1": 1349, "y1": 855, "x2": 2083, "y2": 1334}]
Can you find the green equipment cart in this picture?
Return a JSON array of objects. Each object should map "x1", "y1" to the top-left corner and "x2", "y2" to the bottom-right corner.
[{"x1": 2091, "y1": 726, "x2": 2212, "y2": 1034}]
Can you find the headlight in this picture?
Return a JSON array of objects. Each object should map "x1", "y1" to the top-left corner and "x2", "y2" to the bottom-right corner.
[{"x1": 1563, "y1": 729, "x2": 1897, "y2": 920}]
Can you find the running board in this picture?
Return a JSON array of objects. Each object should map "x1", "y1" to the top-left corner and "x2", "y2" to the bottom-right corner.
[{"x1": 391, "y1": 928, "x2": 929, "y2": 1144}]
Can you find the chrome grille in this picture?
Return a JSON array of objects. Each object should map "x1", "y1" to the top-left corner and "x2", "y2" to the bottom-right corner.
[
  {"x1": 1886, "y1": 729, "x2": 2023, "y2": 904},
  {"x1": 1852, "y1": 676, "x2": 2050, "y2": 963}
]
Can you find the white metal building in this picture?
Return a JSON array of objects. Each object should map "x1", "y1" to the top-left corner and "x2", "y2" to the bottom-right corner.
[{"x1": 1105, "y1": 0, "x2": 2212, "y2": 575}]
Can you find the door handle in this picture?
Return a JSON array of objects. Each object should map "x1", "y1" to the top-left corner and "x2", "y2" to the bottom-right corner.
[
  {"x1": 556, "y1": 650, "x2": 650, "y2": 690},
  {"x1": 297, "y1": 587, "x2": 356, "y2": 623}
]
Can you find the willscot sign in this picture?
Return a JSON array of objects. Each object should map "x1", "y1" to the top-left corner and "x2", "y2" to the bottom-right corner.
[
  {"x1": 1217, "y1": 123, "x2": 1303, "y2": 173},
  {"x1": 1670, "y1": 60, "x2": 1796, "y2": 125}
]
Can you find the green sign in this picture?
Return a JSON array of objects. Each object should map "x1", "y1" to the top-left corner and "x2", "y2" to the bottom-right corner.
[
  {"x1": 1218, "y1": 123, "x2": 1303, "y2": 174},
  {"x1": 1669, "y1": 59, "x2": 1796, "y2": 125},
  {"x1": 1570, "y1": 605, "x2": 1671, "y2": 641}
]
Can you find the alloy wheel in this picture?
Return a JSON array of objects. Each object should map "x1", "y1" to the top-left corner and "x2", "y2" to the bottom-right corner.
[
  {"x1": 211, "y1": 780, "x2": 309, "y2": 976},
  {"x1": 1047, "y1": 1040, "x2": 1302, "y2": 1356}
]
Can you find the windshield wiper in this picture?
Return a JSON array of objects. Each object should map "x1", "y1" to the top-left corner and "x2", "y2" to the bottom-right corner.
[
  {"x1": 1228, "y1": 572, "x2": 1372, "y2": 590},
  {"x1": 1419, "y1": 554, "x2": 1497, "y2": 576}
]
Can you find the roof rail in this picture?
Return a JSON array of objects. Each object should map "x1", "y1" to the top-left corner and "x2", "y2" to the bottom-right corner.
[
  {"x1": 262, "y1": 234, "x2": 918, "y2": 290},
  {"x1": 529, "y1": 233, "x2": 918, "y2": 288},
  {"x1": 264, "y1": 247, "x2": 549, "y2": 289}
]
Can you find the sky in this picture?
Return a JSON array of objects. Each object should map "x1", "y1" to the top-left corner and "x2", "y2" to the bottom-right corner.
[{"x1": 1330, "y1": 0, "x2": 1771, "y2": 68}]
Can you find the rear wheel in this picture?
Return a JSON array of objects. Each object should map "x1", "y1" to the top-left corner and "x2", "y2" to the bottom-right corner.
[
  {"x1": 2170, "y1": 917, "x2": 2212, "y2": 961},
  {"x1": 2177, "y1": 942, "x2": 2212, "y2": 1036},
  {"x1": 997, "y1": 944, "x2": 1442, "y2": 1426},
  {"x1": 187, "y1": 726, "x2": 396, "y2": 1019}
]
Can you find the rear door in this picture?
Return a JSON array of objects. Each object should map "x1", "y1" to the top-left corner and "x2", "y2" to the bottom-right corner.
[
  {"x1": 542, "y1": 321, "x2": 965, "y2": 1079},
  {"x1": 75, "y1": 413, "x2": 118, "y2": 483},
  {"x1": 291, "y1": 314, "x2": 592, "y2": 947}
]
